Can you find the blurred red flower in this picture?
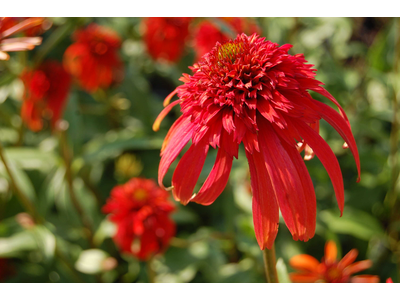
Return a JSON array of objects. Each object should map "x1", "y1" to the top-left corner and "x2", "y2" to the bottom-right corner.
[
  {"x1": 193, "y1": 17, "x2": 260, "y2": 61},
  {"x1": 0, "y1": 17, "x2": 45, "y2": 60},
  {"x1": 63, "y1": 23, "x2": 123, "y2": 93},
  {"x1": 386, "y1": 278, "x2": 393, "y2": 283},
  {"x1": 20, "y1": 60, "x2": 71, "y2": 131},
  {"x1": 154, "y1": 33, "x2": 360, "y2": 250},
  {"x1": 289, "y1": 241, "x2": 379, "y2": 283},
  {"x1": 103, "y1": 178, "x2": 176, "y2": 261},
  {"x1": 143, "y1": 17, "x2": 192, "y2": 63}
]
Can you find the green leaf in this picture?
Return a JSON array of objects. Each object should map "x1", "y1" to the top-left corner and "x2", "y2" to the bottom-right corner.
[
  {"x1": 276, "y1": 258, "x2": 291, "y2": 283},
  {"x1": 319, "y1": 208, "x2": 384, "y2": 240}
]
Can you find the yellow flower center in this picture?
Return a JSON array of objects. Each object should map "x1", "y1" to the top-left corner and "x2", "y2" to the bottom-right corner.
[
  {"x1": 133, "y1": 189, "x2": 148, "y2": 201},
  {"x1": 217, "y1": 42, "x2": 244, "y2": 63}
]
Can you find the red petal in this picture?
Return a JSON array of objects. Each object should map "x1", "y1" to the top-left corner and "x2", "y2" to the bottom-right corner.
[
  {"x1": 281, "y1": 139, "x2": 316, "y2": 240},
  {"x1": 293, "y1": 119, "x2": 345, "y2": 215},
  {"x1": 172, "y1": 140, "x2": 209, "y2": 205},
  {"x1": 158, "y1": 117, "x2": 194, "y2": 188},
  {"x1": 312, "y1": 100, "x2": 361, "y2": 182},
  {"x1": 190, "y1": 147, "x2": 233, "y2": 206},
  {"x1": 258, "y1": 117, "x2": 310, "y2": 241},
  {"x1": 245, "y1": 147, "x2": 279, "y2": 250}
]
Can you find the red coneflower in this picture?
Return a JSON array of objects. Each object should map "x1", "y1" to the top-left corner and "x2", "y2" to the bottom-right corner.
[
  {"x1": 0, "y1": 17, "x2": 44, "y2": 60},
  {"x1": 143, "y1": 17, "x2": 192, "y2": 63},
  {"x1": 102, "y1": 178, "x2": 176, "y2": 261},
  {"x1": 289, "y1": 241, "x2": 379, "y2": 283},
  {"x1": 63, "y1": 23, "x2": 123, "y2": 93},
  {"x1": 193, "y1": 17, "x2": 260, "y2": 61},
  {"x1": 153, "y1": 33, "x2": 360, "y2": 250},
  {"x1": 20, "y1": 60, "x2": 71, "y2": 132}
]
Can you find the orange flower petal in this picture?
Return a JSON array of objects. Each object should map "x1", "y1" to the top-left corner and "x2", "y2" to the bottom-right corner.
[
  {"x1": 324, "y1": 241, "x2": 338, "y2": 265},
  {"x1": 344, "y1": 260, "x2": 373, "y2": 276},
  {"x1": 338, "y1": 249, "x2": 358, "y2": 270},
  {"x1": 290, "y1": 273, "x2": 321, "y2": 283},
  {"x1": 350, "y1": 275, "x2": 379, "y2": 283},
  {"x1": 289, "y1": 254, "x2": 320, "y2": 273}
]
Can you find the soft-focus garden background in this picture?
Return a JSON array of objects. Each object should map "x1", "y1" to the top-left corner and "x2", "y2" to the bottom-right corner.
[{"x1": 0, "y1": 17, "x2": 399, "y2": 283}]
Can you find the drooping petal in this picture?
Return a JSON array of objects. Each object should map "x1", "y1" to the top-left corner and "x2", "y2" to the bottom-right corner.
[
  {"x1": 245, "y1": 147, "x2": 279, "y2": 250},
  {"x1": 281, "y1": 139, "x2": 316, "y2": 240},
  {"x1": 172, "y1": 140, "x2": 209, "y2": 205},
  {"x1": 161, "y1": 115, "x2": 185, "y2": 154},
  {"x1": 163, "y1": 88, "x2": 178, "y2": 107},
  {"x1": 312, "y1": 100, "x2": 361, "y2": 182},
  {"x1": 158, "y1": 117, "x2": 195, "y2": 188},
  {"x1": 258, "y1": 117, "x2": 311, "y2": 241},
  {"x1": 293, "y1": 119, "x2": 345, "y2": 215},
  {"x1": 190, "y1": 147, "x2": 233, "y2": 206},
  {"x1": 152, "y1": 99, "x2": 181, "y2": 132},
  {"x1": 289, "y1": 254, "x2": 320, "y2": 273}
]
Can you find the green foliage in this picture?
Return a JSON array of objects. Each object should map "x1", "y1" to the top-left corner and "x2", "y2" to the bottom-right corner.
[{"x1": 0, "y1": 17, "x2": 398, "y2": 283}]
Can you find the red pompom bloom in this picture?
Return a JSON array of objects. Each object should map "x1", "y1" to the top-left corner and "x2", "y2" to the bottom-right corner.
[
  {"x1": 143, "y1": 17, "x2": 192, "y2": 63},
  {"x1": 193, "y1": 17, "x2": 260, "y2": 61},
  {"x1": 289, "y1": 241, "x2": 379, "y2": 283},
  {"x1": 102, "y1": 178, "x2": 176, "y2": 261},
  {"x1": 0, "y1": 17, "x2": 44, "y2": 60},
  {"x1": 20, "y1": 60, "x2": 71, "y2": 132},
  {"x1": 63, "y1": 23, "x2": 123, "y2": 93},
  {"x1": 154, "y1": 33, "x2": 360, "y2": 250}
]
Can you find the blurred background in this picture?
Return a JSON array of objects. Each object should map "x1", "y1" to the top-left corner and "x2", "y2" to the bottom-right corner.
[{"x1": 0, "y1": 17, "x2": 399, "y2": 283}]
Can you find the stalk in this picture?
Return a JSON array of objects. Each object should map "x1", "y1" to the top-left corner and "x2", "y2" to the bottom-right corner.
[
  {"x1": 263, "y1": 245, "x2": 279, "y2": 283},
  {"x1": 57, "y1": 123, "x2": 94, "y2": 248}
]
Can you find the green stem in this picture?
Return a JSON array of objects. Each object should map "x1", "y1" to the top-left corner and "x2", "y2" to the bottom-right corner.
[
  {"x1": 0, "y1": 141, "x2": 42, "y2": 223},
  {"x1": 58, "y1": 127, "x2": 94, "y2": 248},
  {"x1": 263, "y1": 245, "x2": 279, "y2": 283},
  {"x1": 146, "y1": 257, "x2": 156, "y2": 283}
]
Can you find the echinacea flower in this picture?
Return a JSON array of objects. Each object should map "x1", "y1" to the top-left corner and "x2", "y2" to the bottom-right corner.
[
  {"x1": 0, "y1": 17, "x2": 44, "y2": 60},
  {"x1": 289, "y1": 241, "x2": 379, "y2": 283},
  {"x1": 193, "y1": 17, "x2": 260, "y2": 61},
  {"x1": 143, "y1": 17, "x2": 192, "y2": 63},
  {"x1": 63, "y1": 23, "x2": 123, "y2": 93},
  {"x1": 102, "y1": 178, "x2": 176, "y2": 261},
  {"x1": 153, "y1": 33, "x2": 360, "y2": 250},
  {"x1": 20, "y1": 60, "x2": 71, "y2": 132}
]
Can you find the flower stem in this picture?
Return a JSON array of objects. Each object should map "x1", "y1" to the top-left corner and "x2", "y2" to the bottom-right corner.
[
  {"x1": 263, "y1": 245, "x2": 279, "y2": 283},
  {"x1": 146, "y1": 257, "x2": 156, "y2": 283},
  {"x1": 58, "y1": 124, "x2": 94, "y2": 248},
  {"x1": 0, "y1": 141, "x2": 42, "y2": 223}
]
